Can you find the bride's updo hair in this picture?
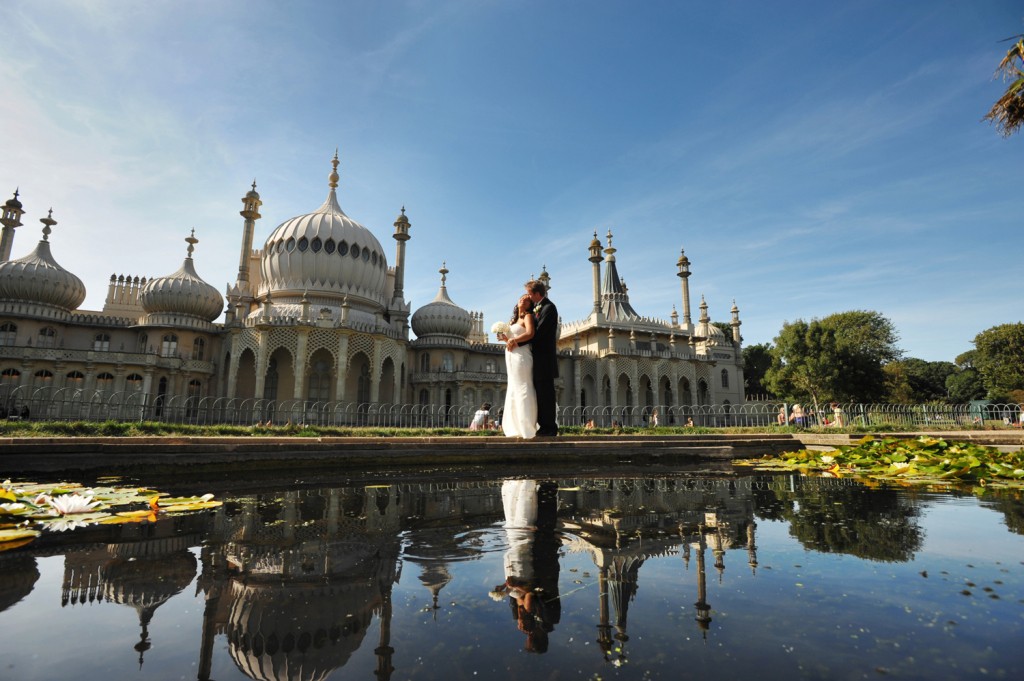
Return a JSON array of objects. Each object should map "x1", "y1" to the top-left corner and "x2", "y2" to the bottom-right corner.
[{"x1": 510, "y1": 294, "x2": 532, "y2": 323}]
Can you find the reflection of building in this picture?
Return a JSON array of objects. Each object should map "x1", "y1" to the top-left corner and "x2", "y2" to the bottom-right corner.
[
  {"x1": 59, "y1": 527, "x2": 200, "y2": 668},
  {"x1": 560, "y1": 477, "x2": 759, "y2": 651},
  {"x1": 0, "y1": 552, "x2": 39, "y2": 614},
  {"x1": 1, "y1": 156, "x2": 745, "y2": 422}
]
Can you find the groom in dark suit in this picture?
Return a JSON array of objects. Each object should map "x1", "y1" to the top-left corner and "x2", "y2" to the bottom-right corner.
[{"x1": 524, "y1": 279, "x2": 559, "y2": 437}]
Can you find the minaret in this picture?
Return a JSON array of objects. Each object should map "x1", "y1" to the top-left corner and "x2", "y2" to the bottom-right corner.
[
  {"x1": 538, "y1": 265, "x2": 551, "y2": 293},
  {"x1": 0, "y1": 189, "x2": 25, "y2": 262},
  {"x1": 392, "y1": 206, "x2": 411, "y2": 304},
  {"x1": 730, "y1": 300, "x2": 741, "y2": 345},
  {"x1": 588, "y1": 231, "x2": 602, "y2": 314},
  {"x1": 676, "y1": 247, "x2": 692, "y2": 330},
  {"x1": 235, "y1": 180, "x2": 262, "y2": 294}
]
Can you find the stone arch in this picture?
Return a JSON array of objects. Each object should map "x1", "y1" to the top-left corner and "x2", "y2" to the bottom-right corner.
[
  {"x1": 307, "y1": 348, "x2": 334, "y2": 402},
  {"x1": 266, "y1": 347, "x2": 295, "y2": 401},
  {"x1": 347, "y1": 351, "x2": 371, "y2": 403},
  {"x1": 236, "y1": 348, "x2": 257, "y2": 399},
  {"x1": 581, "y1": 374, "x2": 597, "y2": 409},
  {"x1": 379, "y1": 356, "x2": 396, "y2": 404}
]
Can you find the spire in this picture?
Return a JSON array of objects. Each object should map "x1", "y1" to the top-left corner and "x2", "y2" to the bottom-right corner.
[
  {"x1": 40, "y1": 208, "x2": 56, "y2": 241},
  {"x1": 185, "y1": 229, "x2": 197, "y2": 259},
  {"x1": 329, "y1": 148, "x2": 340, "y2": 190},
  {"x1": 0, "y1": 189, "x2": 25, "y2": 262},
  {"x1": 699, "y1": 295, "x2": 709, "y2": 323}
]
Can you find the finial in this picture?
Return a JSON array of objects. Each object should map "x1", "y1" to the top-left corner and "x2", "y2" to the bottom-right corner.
[
  {"x1": 439, "y1": 261, "x2": 448, "y2": 287},
  {"x1": 401, "y1": 206, "x2": 406, "y2": 215},
  {"x1": 329, "y1": 150, "x2": 340, "y2": 190},
  {"x1": 185, "y1": 229, "x2": 198, "y2": 258},
  {"x1": 40, "y1": 208, "x2": 56, "y2": 241},
  {"x1": 13, "y1": 188, "x2": 18, "y2": 200},
  {"x1": 251, "y1": 179, "x2": 257, "y2": 191}
]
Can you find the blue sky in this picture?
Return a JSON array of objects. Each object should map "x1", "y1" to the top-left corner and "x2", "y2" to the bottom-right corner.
[{"x1": 0, "y1": 0, "x2": 1020, "y2": 362}]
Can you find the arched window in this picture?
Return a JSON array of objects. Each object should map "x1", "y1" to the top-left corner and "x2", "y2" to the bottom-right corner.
[
  {"x1": 0, "y1": 368, "x2": 19, "y2": 384},
  {"x1": 138, "y1": 333, "x2": 148, "y2": 353},
  {"x1": 34, "y1": 369, "x2": 53, "y2": 384},
  {"x1": 126, "y1": 374, "x2": 143, "y2": 391},
  {"x1": 93, "y1": 334, "x2": 110, "y2": 351},
  {"x1": 419, "y1": 353, "x2": 430, "y2": 373},
  {"x1": 442, "y1": 353, "x2": 454, "y2": 372},
  {"x1": 192, "y1": 337, "x2": 206, "y2": 361},
  {"x1": 0, "y1": 322, "x2": 16, "y2": 346},
  {"x1": 263, "y1": 357, "x2": 279, "y2": 401},
  {"x1": 721, "y1": 369, "x2": 729, "y2": 389},
  {"x1": 188, "y1": 379, "x2": 202, "y2": 398},
  {"x1": 96, "y1": 372, "x2": 115, "y2": 388},
  {"x1": 357, "y1": 363, "x2": 371, "y2": 404},
  {"x1": 161, "y1": 334, "x2": 178, "y2": 357},
  {"x1": 418, "y1": 389, "x2": 429, "y2": 405},
  {"x1": 308, "y1": 359, "x2": 331, "y2": 403},
  {"x1": 65, "y1": 371, "x2": 85, "y2": 385},
  {"x1": 485, "y1": 359, "x2": 496, "y2": 373},
  {"x1": 37, "y1": 327, "x2": 56, "y2": 349}
]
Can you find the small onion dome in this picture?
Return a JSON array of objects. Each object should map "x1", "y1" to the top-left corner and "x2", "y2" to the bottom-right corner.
[
  {"x1": 410, "y1": 263, "x2": 473, "y2": 339},
  {"x1": 694, "y1": 295, "x2": 725, "y2": 343},
  {"x1": 259, "y1": 153, "x2": 388, "y2": 310},
  {"x1": 0, "y1": 209, "x2": 86, "y2": 312},
  {"x1": 140, "y1": 231, "x2": 223, "y2": 322},
  {"x1": 4, "y1": 189, "x2": 23, "y2": 211}
]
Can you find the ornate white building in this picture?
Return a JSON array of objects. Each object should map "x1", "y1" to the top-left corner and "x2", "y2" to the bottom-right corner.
[{"x1": 0, "y1": 154, "x2": 745, "y2": 424}]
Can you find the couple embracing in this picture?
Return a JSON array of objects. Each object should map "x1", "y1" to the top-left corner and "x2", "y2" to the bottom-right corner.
[{"x1": 498, "y1": 279, "x2": 559, "y2": 439}]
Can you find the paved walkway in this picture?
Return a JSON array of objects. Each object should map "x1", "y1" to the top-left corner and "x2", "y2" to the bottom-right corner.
[{"x1": 1, "y1": 431, "x2": 1021, "y2": 475}]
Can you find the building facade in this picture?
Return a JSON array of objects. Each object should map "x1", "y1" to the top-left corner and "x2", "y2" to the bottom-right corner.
[{"x1": 0, "y1": 154, "x2": 744, "y2": 424}]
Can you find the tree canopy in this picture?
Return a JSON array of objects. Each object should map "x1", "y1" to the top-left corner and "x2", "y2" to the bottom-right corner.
[
  {"x1": 971, "y1": 323, "x2": 1024, "y2": 399},
  {"x1": 765, "y1": 310, "x2": 901, "y2": 404},
  {"x1": 984, "y1": 34, "x2": 1024, "y2": 137},
  {"x1": 742, "y1": 342, "x2": 773, "y2": 397}
]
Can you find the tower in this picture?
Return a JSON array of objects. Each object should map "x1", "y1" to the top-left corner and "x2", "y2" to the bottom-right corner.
[
  {"x1": 235, "y1": 180, "x2": 262, "y2": 295},
  {"x1": 0, "y1": 190, "x2": 25, "y2": 262},
  {"x1": 392, "y1": 206, "x2": 410, "y2": 305},
  {"x1": 588, "y1": 231, "x2": 602, "y2": 315},
  {"x1": 676, "y1": 247, "x2": 692, "y2": 331}
]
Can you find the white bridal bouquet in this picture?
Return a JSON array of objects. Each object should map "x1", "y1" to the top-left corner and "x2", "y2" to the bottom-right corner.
[{"x1": 491, "y1": 321, "x2": 510, "y2": 338}]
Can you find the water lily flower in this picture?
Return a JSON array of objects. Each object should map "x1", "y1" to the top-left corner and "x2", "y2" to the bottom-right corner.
[
  {"x1": 890, "y1": 462, "x2": 911, "y2": 474},
  {"x1": 0, "y1": 502, "x2": 26, "y2": 513},
  {"x1": 200, "y1": 493, "x2": 215, "y2": 502},
  {"x1": 47, "y1": 517, "x2": 97, "y2": 532},
  {"x1": 820, "y1": 455, "x2": 835, "y2": 465},
  {"x1": 46, "y1": 493, "x2": 102, "y2": 515}
]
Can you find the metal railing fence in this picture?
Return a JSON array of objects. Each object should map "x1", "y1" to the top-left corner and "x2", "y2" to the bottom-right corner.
[{"x1": 0, "y1": 384, "x2": 1020, "y2": 430}]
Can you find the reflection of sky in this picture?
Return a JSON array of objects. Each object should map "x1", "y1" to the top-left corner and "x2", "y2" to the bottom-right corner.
[{"x1": 918, "y1": 496, "x2": 1024, "y2": 560}]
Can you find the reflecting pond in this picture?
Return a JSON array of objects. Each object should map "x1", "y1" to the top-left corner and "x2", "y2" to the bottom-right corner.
[{"x1": 2, "y1": 471, "x2": 1022, "y2": 680}]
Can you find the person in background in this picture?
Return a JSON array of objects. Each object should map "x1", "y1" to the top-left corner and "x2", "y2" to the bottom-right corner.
[{"x1": 469, "y1": 402, "x2": 492, "y2": 431}]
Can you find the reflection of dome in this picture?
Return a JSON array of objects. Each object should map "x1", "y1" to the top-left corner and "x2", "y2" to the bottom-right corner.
[
  {"x1": 0, "y1": 553, "x2": 39, "y2": 613},
  {"x1": 410, "y1": 263, "x2": 472, "y2": 340},
  {"x1": 0, "y1": 210, "x2": 86, "y2": 314},
  {"x1": 227, "y1": 580, "x2": 380, "y2": 681},
  {"x1": 139, "y1": 232, "x2": 223, "y2": 325},
  {"x1": 258, "y1": 154, "x2": 388, "y2": 317}
]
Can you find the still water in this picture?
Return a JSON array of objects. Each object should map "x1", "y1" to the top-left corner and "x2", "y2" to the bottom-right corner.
[{"x1": 1, "y1": 470, "x2": 1022, "y2": 681}]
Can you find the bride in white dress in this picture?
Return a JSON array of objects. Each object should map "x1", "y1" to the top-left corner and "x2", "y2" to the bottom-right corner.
[{"x1": 500, "y1": 295, "x2": 538, "y2": 439}]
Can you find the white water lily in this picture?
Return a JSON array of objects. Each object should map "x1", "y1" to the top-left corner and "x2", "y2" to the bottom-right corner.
[
  {"x1": 820, "y1": 455, "x2": 835, "y2": 465},
  {"x1": 46, "y1": 517, "x2": 97, "y2": 532},
  {"x1": 890, "y1": 462, "x2": 911, "y2": 474},
  {"x1": 46, "y1": 493, "x2": 103, "y2": 515},
  {"x1": 200, "y1": 493, "x2": 215, "y2": 502},
  {"x1": 0, "y1": 502, "x2": 27, "y2": 513}
]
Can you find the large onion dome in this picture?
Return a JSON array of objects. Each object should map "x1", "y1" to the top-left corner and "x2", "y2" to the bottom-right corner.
[
  {"x1": 410, "y1": 263, "x2": 473, "y2": 340},
  {"x1": 257, "y1": 153, "x2": 388, "y2": 318},
  {"x1": 0, "y1": 209, "x2": 86, "y2": 315},
  {"x1": 139, "y1": 232, "x2": 223, "y2": 326}
]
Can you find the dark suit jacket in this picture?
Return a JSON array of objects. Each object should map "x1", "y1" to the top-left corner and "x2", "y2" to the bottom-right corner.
[{"x1": 524, "y1": 297, "x2": 559, "y2": 379}]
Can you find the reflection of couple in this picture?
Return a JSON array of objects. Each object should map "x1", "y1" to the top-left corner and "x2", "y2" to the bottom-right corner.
[
  {"x1": 499, "y1": 279, "x2": 559, "y2": 439},
  {"x1": 493, "y1": 480, "x2": 561, "y2": 653}
]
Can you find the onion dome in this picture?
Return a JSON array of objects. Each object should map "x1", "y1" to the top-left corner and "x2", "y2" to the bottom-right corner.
[
  {"x1": 411, "y1": 263, "x2": 473, "y2": 340},
  {"x1": 693, "y1": 295, "x2": 725, "y2": 343},
  {"x1": 139, "y1": 231, "x2": 223, "y2": 325},
  {"x1": 258, "y1": 152, "x2": 388, "y2": 314},
  {"x1": 0, "y1": 209, "x2": 86, "y2": 314}
]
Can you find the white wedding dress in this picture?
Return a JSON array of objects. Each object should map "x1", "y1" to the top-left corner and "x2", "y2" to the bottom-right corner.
[{"x1": 502, "y1": 322, "x2": 538, "y2": 439}]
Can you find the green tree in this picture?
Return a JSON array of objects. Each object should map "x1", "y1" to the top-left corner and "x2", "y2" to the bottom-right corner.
[
  {"x1": 819, "y1": 310, "x2": 902, "y2": 402},
  {"x1": 887, "y1": 358, "x2": 958, "y2": 402},
  {"x1": 972, "y1": 323, "x2": 1024, "y2": 399},
  {"x1": 945, "y1": 367, "x2": 987, "y2": 403},
  {"x1": 984, "y1": 34, "x2": 1024, "y2": 137},
  {"x1": 742, "y1": 343, "x2": 773, "y2": 397},
  {"x1": 765, "y1": 319, "x2": 842, "y2": 413}
]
